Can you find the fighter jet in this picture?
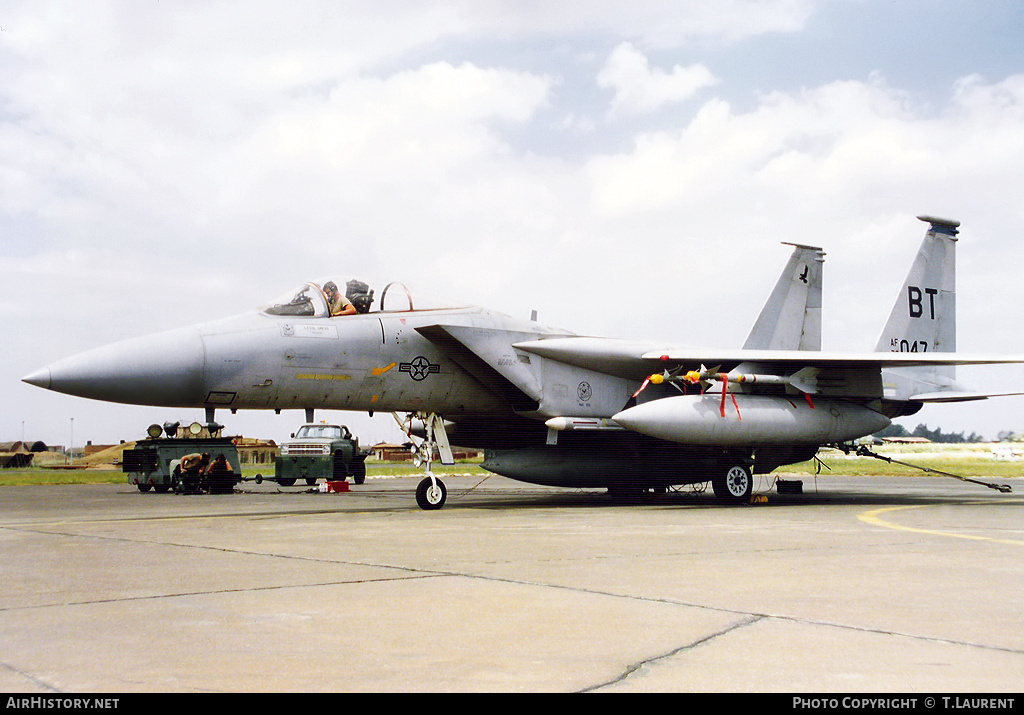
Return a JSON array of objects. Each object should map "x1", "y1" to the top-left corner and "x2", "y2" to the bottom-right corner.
[{"x1": 23, "y1": 216, "x2": 1021, "y2": 509}]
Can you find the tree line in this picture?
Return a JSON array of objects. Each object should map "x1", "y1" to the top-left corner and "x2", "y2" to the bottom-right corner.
[{"x1": 876, "y1": 423, "x2": 991, "y2": 444}]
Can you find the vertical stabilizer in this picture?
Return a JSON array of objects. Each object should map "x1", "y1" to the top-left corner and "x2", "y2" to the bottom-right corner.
[
  {"x1": 876, "y1": 215, "x2": 962, "y2": 401},
  {"x1": 743, "y1": 243, "x2": 825, "y2": 350}
]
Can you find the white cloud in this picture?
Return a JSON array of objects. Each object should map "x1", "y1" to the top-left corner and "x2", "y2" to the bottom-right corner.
[
  {"x1": 597, "y1": 42, "x2": 718, "y2": 116},
  {"x1": 5, "y1": 1, "x2": 1024, "y2": 445},
  {"x1": 457, "y1": 0, "x2": 815, "y2": 47}
]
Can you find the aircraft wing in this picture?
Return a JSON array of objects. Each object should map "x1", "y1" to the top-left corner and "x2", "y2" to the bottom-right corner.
[
  {"x1": 514, "y1": 337, "x2": 1024, "y2": 399},
  {"x1": 515, "y1": 337, "x2": 1024, "y2": 371},
  {"x1": 636, "y1": 347, "x2": 1024, "y2": 369}
]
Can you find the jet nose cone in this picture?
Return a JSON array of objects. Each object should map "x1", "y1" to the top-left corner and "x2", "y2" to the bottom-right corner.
[
  {"x1": 22, "y1": 367, "x2": 52, "y2": 390},
  {"x1": 24, "y1": 325, "x2": 208, "y2": 407}
]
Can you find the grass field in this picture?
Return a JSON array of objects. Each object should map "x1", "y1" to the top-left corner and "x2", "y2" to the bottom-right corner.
[
  {"x1": 1, "y1": 444, "x2": 1020, "y2": 487},
  {"x1": 0, "y1": 461, "x2": 492, "y2": 487},
  {"x1": 783, "y1": 444, "x2": 1024, "y2": 479}
]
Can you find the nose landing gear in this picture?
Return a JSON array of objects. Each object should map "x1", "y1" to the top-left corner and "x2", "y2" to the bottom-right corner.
[{"x1": 396, "y1": 411, "x2": 455, "y2": 511}]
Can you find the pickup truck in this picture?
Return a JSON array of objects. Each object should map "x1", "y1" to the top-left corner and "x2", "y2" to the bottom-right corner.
[{"x1": 275, "y1": 423, "x2": 367, "y2": 486}]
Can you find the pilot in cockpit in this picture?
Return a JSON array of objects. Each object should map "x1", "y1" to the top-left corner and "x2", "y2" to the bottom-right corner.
[{"x1": 323, "y1": 281, "x2": 357, "y2": 317}]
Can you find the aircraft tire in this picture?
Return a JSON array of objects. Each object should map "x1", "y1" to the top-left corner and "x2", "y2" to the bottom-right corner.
[
  {"x1": 416, "y1": 477, "x2": 447, "y2": 510},
  {"x1": 136, "y1": 484, "x2": 152, "y2": 493},
  {"x1": 712, "y1": 464, "x2": 753, "y2": 502}
]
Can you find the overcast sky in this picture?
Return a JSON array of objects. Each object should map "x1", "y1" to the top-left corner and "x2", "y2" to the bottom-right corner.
[{"x1": 4, "y1": 0, "x2": 1024, "y2": 450}]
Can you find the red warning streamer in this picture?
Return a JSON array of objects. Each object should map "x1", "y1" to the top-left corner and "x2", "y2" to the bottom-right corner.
[{"x1": 717, "y1": 373, "x2": 743, "y2": 420}]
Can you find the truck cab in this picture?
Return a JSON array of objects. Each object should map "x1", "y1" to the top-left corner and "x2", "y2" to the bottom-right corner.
[{"x1": 275, "y1": 423, "x2": 367, "y2": 486}]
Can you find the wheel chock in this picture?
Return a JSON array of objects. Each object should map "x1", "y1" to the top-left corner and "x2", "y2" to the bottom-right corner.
[{"x1": 320, "y1": 481, "x2": 351, "y2": 493}]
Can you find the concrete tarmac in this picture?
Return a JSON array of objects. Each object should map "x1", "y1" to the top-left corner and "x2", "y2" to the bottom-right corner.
[{"x1": 1, "y1": 472, "x2": 1023, "y2": 693}]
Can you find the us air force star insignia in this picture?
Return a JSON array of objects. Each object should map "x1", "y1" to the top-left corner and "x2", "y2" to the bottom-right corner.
[{"x1": 399, "y1": 356, "x2": 441, "y2": 381}]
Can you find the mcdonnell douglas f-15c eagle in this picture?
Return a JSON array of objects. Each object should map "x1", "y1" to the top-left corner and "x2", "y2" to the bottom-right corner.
[{"x1": 23, "y1": 216, "x2": 1024, "y2": 509}]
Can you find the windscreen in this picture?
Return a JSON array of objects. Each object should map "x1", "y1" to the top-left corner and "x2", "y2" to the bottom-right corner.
[{"x1": 295, "y1": 425, "x2": 345, "y2": 439}]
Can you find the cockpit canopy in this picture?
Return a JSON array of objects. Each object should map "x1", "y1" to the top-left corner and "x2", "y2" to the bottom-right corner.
[{"x1": 262, "y1": 277, "x2": 466, "y2": 318}]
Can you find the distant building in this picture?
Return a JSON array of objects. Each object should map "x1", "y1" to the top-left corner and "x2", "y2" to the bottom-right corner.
[
  {"x1": 0, "y1": 440, "x2": 49, "y2": 468},
  {"x1": 232, "y1": 436, "x2": 278, "y2": 465},
  {"x1": 83, "y1": 442, "x2": 117, "y2": 457},
  {"x1": 0, "y1": 441, "x2": 49, "y2": 453},
  {"x1": 370, "y1": 443, "x2": 413, "y2": 461},
  {"x1": 368, "y1": 442, "x2": 481, "y2": 461}
]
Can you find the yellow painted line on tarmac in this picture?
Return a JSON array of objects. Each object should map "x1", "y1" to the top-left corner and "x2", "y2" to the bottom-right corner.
[{"x1": 858, "y1": 504, "x2": 1024, "y2": 546}]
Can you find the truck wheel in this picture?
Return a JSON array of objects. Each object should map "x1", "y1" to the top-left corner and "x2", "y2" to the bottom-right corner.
[
  {"x1": 352, "y1": 459, "x2": 366, "y2": 485},
  {"x1": 415, "y1": 477, "x2": 446, "y2": 510},
  {"x1": 277, "y1": 477, "x2": 296, "y2": 487},
  {"x1": 333, "y1": 451, "x2": 349, "y2": 481}
]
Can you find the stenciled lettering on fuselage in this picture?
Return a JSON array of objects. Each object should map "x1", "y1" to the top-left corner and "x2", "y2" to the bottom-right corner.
[
  {"x1": 399, "y1": 356, "x2": 441, "y2": 381},
  {"x1": 280, "y1": 323, "x2": 339, "y2": 339},
  {"x1": 888, "y1": 338, "x2": 929, "y2": 352}
]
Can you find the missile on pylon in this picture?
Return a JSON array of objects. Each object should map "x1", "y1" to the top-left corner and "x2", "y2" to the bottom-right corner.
[
  {"x1": 544, "y1": 417, "x2": 626, "y2": 432},
  {"x1": 634, "y1": 366, "x2": 821, "y2": 398}
]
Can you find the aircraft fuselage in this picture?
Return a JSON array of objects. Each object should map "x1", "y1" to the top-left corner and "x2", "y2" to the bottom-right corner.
[{"x1": 28, "y1": 217, "x2": 1015, "y2": 507}]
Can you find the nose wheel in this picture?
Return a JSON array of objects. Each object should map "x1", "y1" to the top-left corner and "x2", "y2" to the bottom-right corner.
[
  {"x1": 396, "y1": 411, "x2": 454, "y2": 510},
  {"x1": 416, "y1": 476, "x2": 447, "y2": 510}
]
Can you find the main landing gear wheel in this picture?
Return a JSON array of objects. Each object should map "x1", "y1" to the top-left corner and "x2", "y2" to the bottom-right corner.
[
  {"x1": 712, "y1": 464, "x2": 753, "y2": 502},
  {"x1": 416, "y1": 477, "x2": 447, "y2": 510}
]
